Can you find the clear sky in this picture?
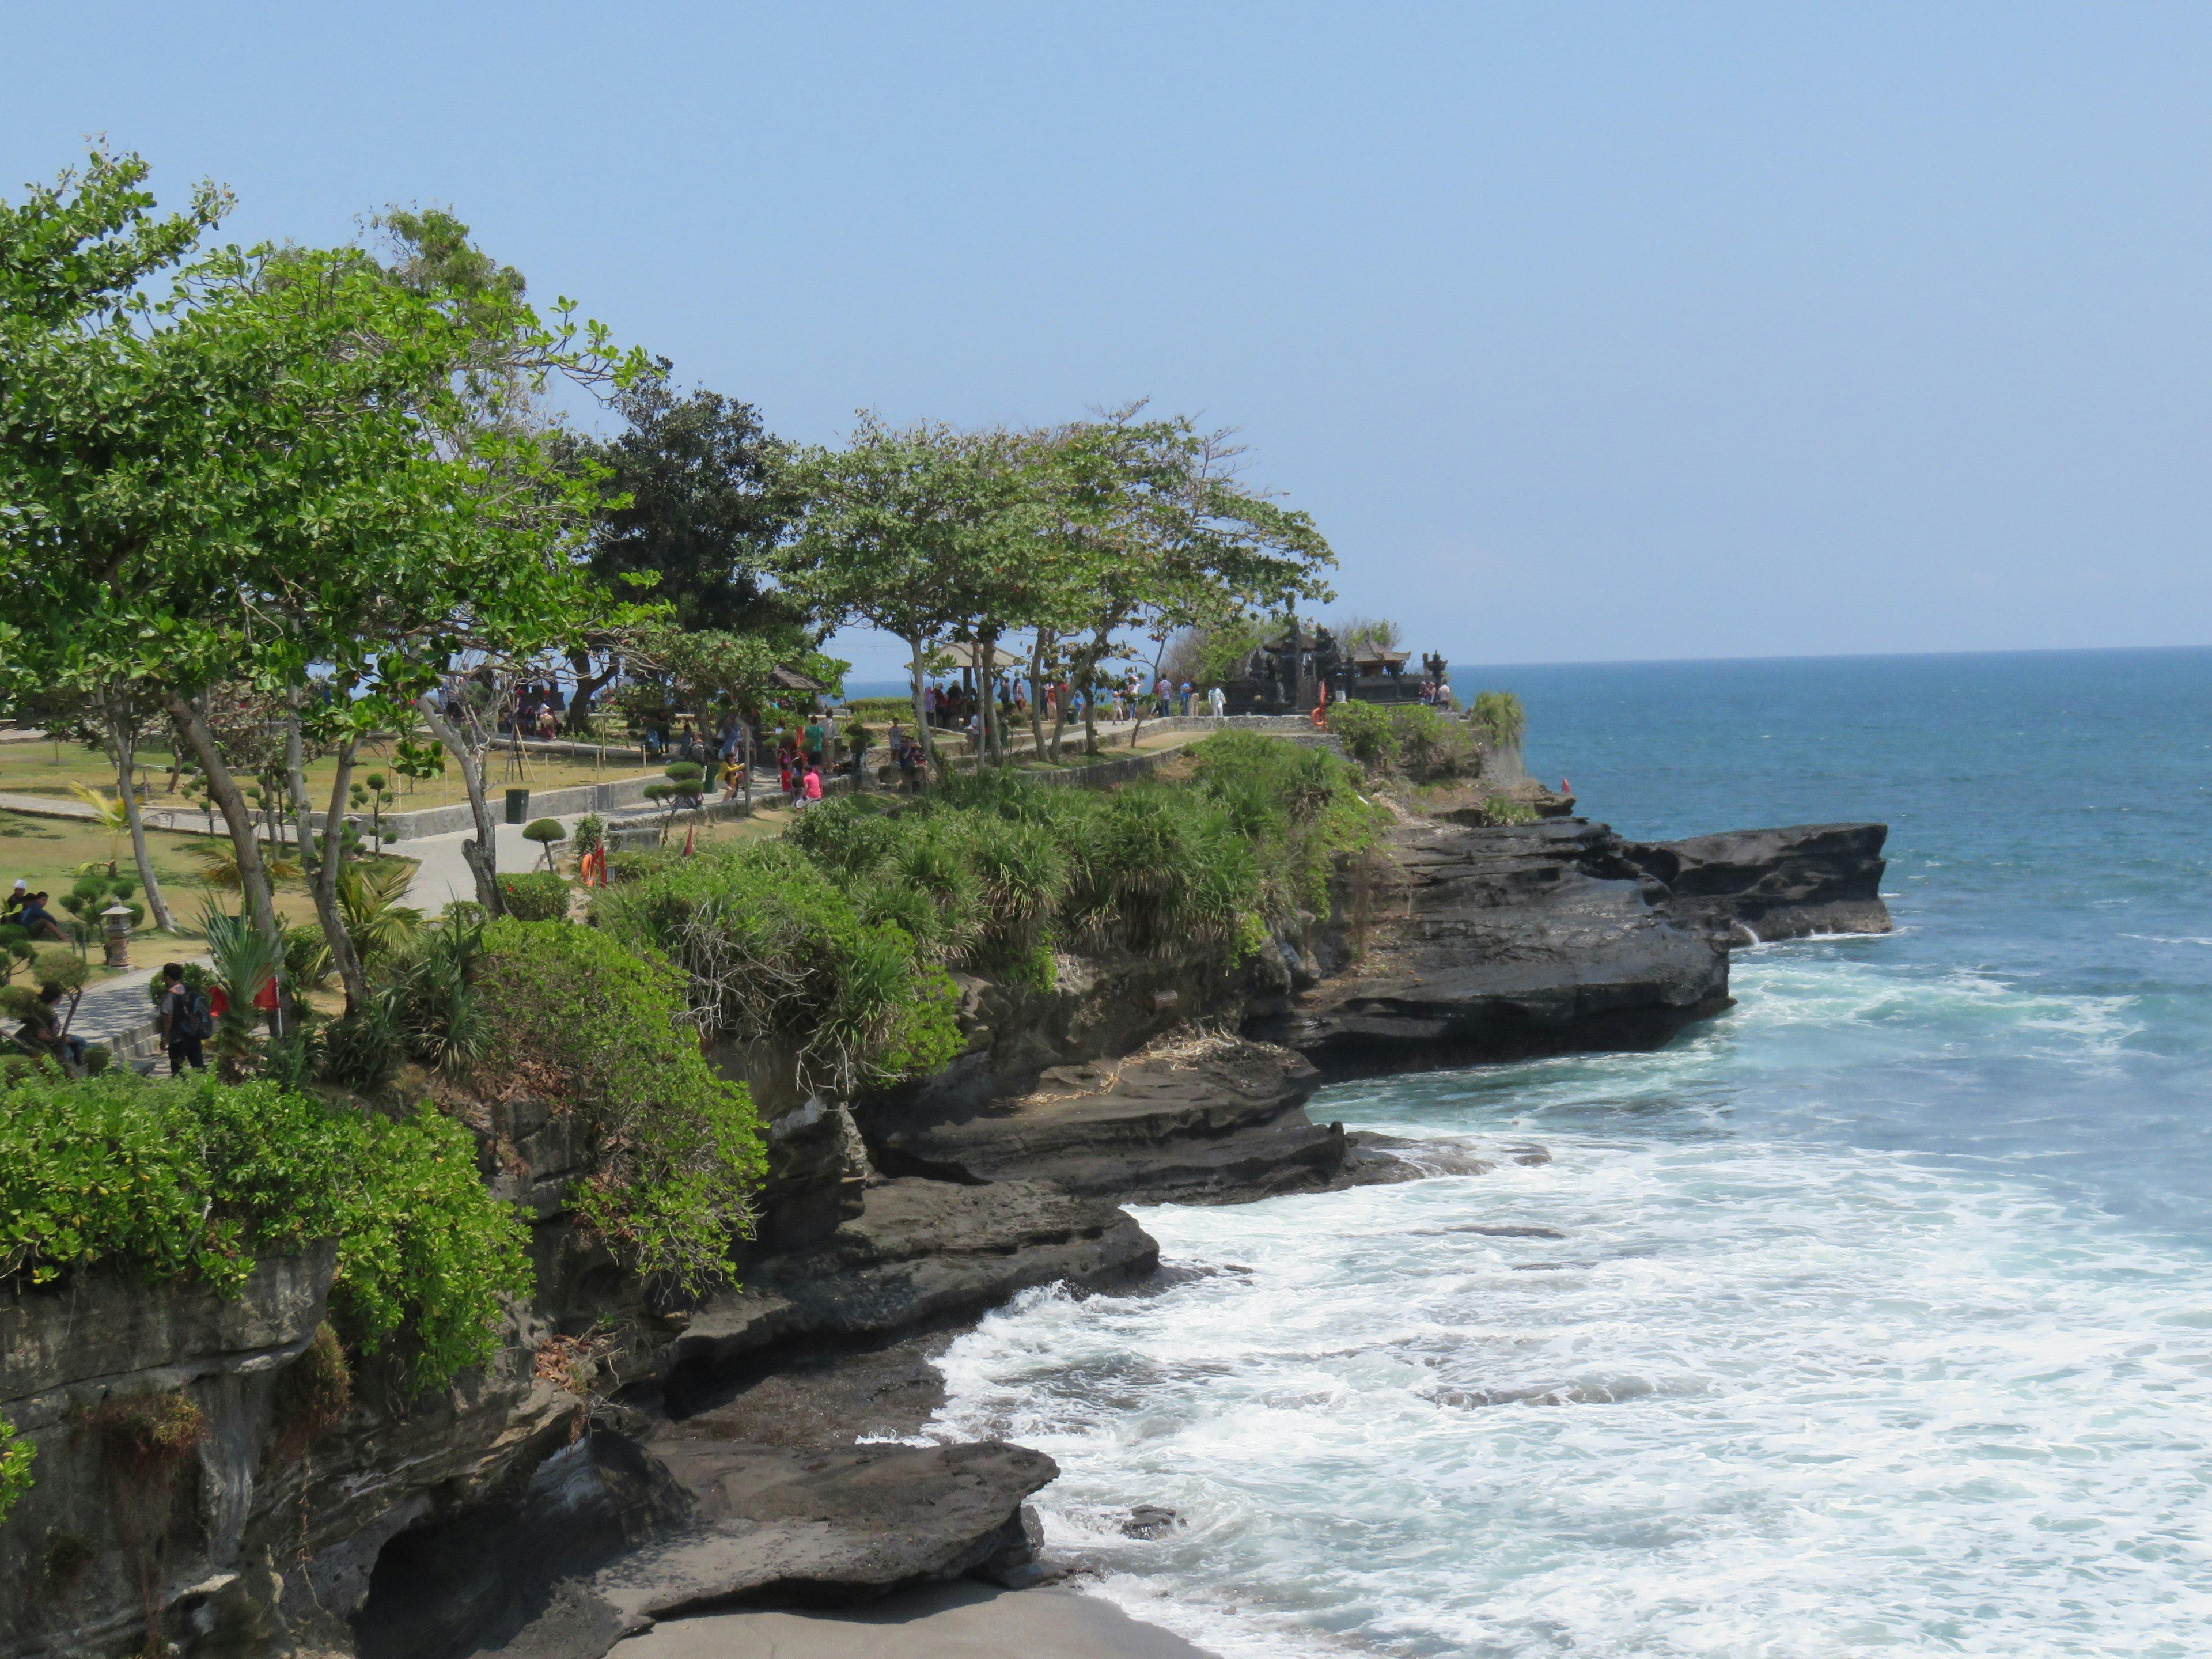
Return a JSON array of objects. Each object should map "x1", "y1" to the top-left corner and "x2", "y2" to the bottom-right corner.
[{"x1": 6, "y1": 3, "x2": 2209, "y2": 679}]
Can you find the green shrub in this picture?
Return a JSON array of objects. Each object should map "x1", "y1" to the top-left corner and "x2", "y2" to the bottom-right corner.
[
  {"x1": 1327, "y1": 699, "x2": 1396, "y2": 768},
  {"x1": 1472, "y1": 794, "x2": 1539, "y2": 826},
  {"x1": 497, "y1": 871, "x2": 570, "y2": 922},
  {"x1": 1471, "y1": 690, "x2": 1526, "y2": 752},
  {"x1": 0, "y1": 1413, "x2": 31, "y2": 1525},
  {"x1": 595, "y1": 842, "x2": 963, "y2": 1095},
  {"x1": 1389, "y1": 704, "x2": 1467, "y2": 781},
  {"x1": 284, "y1": 924, "x2": 334, "y2": 991},
  {"x1": 319, "y1": 993, "x2": 404, "y2": 1093},
  {"x1": 474, "y1": 918, "x2": 767, "y2": 1292},
  {"x1": 0, "y1": 1069, "x2": 529, "y2": 1397},
  {"x1": 329, "y1": 1103, "x2": 531, "y2": 1392}
]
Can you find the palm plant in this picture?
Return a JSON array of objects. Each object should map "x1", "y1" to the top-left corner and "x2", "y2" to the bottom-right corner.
[
  {"x1": 199, "y1": 901, "x2": 285, "y2": 1080},
  {"x1": 336, "y1": 860, "x2": 425, "y2": 964},
  {"x1": 187, "y1": 839, "x2": 304, "y2": 891},
  {"x1": 392, "y1": 913, "x2": 490, "y2": 1075},
  {"x1": 65, "y1": 783, "x2": 130, "y2": 873}
]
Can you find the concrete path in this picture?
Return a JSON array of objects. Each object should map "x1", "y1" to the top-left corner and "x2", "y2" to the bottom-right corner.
[
  {"x1": 0, "y1": 790, "x2": 208, "y2": 834},
  {"x1": 63, "y1": 952, "x2": 212, "y2": 1049}
]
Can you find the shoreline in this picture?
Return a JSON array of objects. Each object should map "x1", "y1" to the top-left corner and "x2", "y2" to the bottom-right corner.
[{"x1": 607, "y1": 1581, "x2": 1218, "y2": 1659}]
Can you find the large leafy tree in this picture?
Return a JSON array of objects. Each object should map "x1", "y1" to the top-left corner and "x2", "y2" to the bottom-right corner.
[
  {"x1": 556, "y1": 366, "x2": 801, "y2": 732},
  {"x1": 781, "y1": 416, "x2": 1050, "y2": 771},
  {"x1": 0, "y1": 154, "x2": 642, "y2": 1006}
]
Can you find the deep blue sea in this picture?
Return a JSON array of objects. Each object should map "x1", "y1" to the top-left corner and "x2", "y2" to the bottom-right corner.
[{"x1": 933, "y1": 647, "x2": 2212, "y2": 1657}]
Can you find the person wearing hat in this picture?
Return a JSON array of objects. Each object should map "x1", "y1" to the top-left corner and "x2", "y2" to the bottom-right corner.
[{"x1": 3, "y1": 879, "x2": 25, "y2": 922}]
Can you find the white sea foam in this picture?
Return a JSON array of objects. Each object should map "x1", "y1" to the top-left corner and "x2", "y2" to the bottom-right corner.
[{"x1": 932, "y1": 1129, "x2": 2212, "y2": 1657}]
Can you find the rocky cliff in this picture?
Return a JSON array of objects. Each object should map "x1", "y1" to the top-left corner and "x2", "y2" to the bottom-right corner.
[{"x1": 0, "y1": 801, "x2": 1890, "y2": 1659}]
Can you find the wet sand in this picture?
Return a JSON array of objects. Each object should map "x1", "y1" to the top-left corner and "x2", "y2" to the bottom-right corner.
[{"x1": 607, "y1": 1581, "x2": 1215, "y2": 1659}]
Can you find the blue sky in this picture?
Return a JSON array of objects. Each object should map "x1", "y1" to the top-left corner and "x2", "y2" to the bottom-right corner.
[{"x1": 6, "y1": 3, "x2": 2209, "y2": 679}]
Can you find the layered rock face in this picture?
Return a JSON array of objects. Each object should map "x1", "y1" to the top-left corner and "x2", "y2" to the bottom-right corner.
[
  {"x1": 1624, "y1": 822, "x2": 1892, "y2": 945},
  {"x1": 1259, "y1": 816, "x2": 1734, "y2": 1075},
  {"x1": 0, "y1": 798, "x2": 1891, "y2": 1659}
]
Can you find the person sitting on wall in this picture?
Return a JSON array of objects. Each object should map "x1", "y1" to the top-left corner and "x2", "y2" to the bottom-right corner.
[{"x1": 18, "y1": 983, "x2": 85, "y2": 1070}]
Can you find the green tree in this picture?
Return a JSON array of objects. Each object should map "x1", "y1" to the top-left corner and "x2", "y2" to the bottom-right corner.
[
  {"x1": 782, "y1": 416, "x2": 1047, "y2": 775},
  {"x1": 555, "y1": 363, "x2": 801, "y2": 733},
  {"x1": 0, "y1": 158, "x2": 644, "y2": 999}
]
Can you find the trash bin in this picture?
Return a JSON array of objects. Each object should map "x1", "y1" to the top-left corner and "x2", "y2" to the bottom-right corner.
[{"x1": 505, "y1": 787, "x2": 530, "y2": 824}]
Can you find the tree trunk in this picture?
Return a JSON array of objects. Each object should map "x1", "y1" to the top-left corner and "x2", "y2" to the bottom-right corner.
[
  {"x1": 308, "y1": 725, "x2": 370, "y2": 1015},
  {"x1": 167, "y1": 694, "x2": 282, "y2": 948},
  {"x1": 103, "y1": 698, "x2": 173, "y2": 931},
  {"x1": 906, "y1": 634, "x2": 941, "y2": 782},
  {"x1": 1027, "y1": 633, "x2": 1050, "y2": 763},
  {"x1": 565, "y1": 648, "x2": 619, "y2": 737},
  {"x1": 416, "y1": 693, "x2": 505, "y2": 916}
]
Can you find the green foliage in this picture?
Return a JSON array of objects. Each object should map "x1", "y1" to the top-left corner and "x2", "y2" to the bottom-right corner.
[
  {"x1": 336, "y1": 860, "x2": 425, "y2": 963},
  {"x1": 495, "y1": 871, "x2": 570, "y2": 921},
  {"x1": 522, "y1": 817, "x2": 565, "y2": 844},
  {"x1": 0, "y1": 1412, "x2": 31, "y2": 1525},
  {"x1": 1471, "y1": 794, "x2": 1540, "y2": 827},
  {"x1": 389, "y1": 914, "x2": 491, "y2": 1075},
  {"x1": 1471, "y1": 690, "x2": 1526, "y2": 752},
  {"x1": 318, "y1": 994, "x2": 405, "y2": 1093},
  {"x1": 1388, "y1": 703, "x2": 1468, "y2": 781},
  {"x1": 272, "y1": 1322, "x2": 351, "y2": 1461},
  {"x1": 1327, "y1": 699, "x2": 1396, "y2": 768},
  {"x1": 571, "y1": 813, "x2": 606, "y2": 858},
  {"x1": 472, "y1": 918, "x2": 765, "y2": 1291},
  {"x1": 767, "y1": 736, "x2": 1380, "y2": 1029},
  {"x1": 0, "y1": 1069, "x2": 529, "y2": 1397},
  {"x1": 328, "y1": 1103, "x2": 531, "y2": 1393},
  {"x1": 284, "y1": 924, "x2": 334, "y2": 991},
  {"x1": 596, "y1": 842, "x2": 965, "y2": 1095}
]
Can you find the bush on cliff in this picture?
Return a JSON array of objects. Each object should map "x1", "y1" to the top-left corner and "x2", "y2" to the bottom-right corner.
[
  {"x1": 473, "y1": 917, "x2": 768, "y2": 1291},
  {"x1": 593, "y1": 845, "x2": 963, "y2": 1097},
  {"x1": 0, "y1": 1069, "x2": 530, "y2": 1398}
]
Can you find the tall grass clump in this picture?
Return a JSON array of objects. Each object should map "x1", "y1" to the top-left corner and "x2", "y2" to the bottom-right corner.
[{"x1": 593, "y1": 842, "x2": 963, "y2": 1093}]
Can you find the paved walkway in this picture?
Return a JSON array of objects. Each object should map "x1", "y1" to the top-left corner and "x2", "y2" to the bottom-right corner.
[{"x1": 65, "y1": 951, "x2": 212, "y2": 1048}]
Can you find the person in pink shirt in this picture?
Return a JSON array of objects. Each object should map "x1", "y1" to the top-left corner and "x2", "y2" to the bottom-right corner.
[{"x1": 801, "y1": 761, "x2": 824, "y2": 810}]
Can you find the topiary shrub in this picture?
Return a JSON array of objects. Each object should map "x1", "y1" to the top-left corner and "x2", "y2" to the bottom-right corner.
[
  {"x1": 496, "y1": 872, "x2": 570, "y2": 922},
  {"x1": 522, "y1": 817, "x2": 566, "y2": 872},
  {"x1": 473, "y1": 917, "x2": 766, "y2": 1292}
]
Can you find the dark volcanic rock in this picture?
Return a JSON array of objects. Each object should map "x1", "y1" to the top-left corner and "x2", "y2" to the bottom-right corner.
[
  {"x1": 1263, "y1": 816, "x2": 1732, "y2": 1075},
  {"x1": 664, "y1": 1178, "x2": 1156, "y2": 1386},
  {"x1": 477, "y1": 1440, "x2": 1058, "y2": 1658},
  {"x1": 869, "y1": 1040, "x2": 1346, "y2": 1201},
  {"x1": 422, "y1": 1442, "x2": 1062, "y2": 1659},
  {"x1": 1625, "y1": 822, "x2": 1891, "y2": 944}
]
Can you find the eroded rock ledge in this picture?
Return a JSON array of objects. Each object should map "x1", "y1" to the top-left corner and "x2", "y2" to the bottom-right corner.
[{"x1": 0, "y1": 804, "x2": 1889, "y2": 1659}]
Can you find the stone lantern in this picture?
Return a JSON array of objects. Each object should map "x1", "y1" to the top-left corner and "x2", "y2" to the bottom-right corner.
[{"x1": 102, "y1": 902, "x2": 134, "y2": 970}]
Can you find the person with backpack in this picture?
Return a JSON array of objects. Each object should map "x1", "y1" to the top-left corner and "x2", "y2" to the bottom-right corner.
[{"x1": 158, "y1": 961, "x2": 209, "y2": 1074}]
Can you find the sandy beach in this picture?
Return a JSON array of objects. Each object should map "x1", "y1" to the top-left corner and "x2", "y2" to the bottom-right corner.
[{"x1": 606, "y1": 1582, "x2": 1216, "y2": 1659}]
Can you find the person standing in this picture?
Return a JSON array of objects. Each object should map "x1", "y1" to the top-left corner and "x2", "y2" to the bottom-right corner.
[
  {"x1": 1207, "y1": 684, "x2": 1227, "y2": 719},
  {"x1": 157, "y1": 963, "x2": 209, "y2": 1074},
  {"x1": 1179, "y1": 680, "x2": 1195, "y2": 715}
]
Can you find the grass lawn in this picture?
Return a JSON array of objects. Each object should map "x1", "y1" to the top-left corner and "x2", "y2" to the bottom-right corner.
[
  {"x1": 0, "y1": 734, "x2": 660, "y2": 819},
  {"x1": 0, "y1": 807, "x2": 416, "y2": 982}
]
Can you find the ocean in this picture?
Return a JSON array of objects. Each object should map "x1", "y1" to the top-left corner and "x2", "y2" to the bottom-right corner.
[{"x1": 929, "y1": 647, "x2": 2212, "y2": 1657}]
